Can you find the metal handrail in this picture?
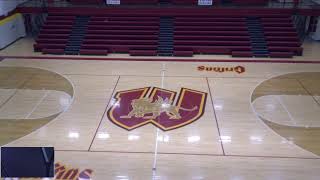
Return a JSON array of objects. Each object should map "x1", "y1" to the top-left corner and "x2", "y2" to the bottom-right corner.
[{"x1": 18, "y1": 0, "x2": 320, "y2": 9}]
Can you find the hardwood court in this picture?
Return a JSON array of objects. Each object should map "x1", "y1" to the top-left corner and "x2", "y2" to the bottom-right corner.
[{"x1": 0, "y1": 57, "x2": 319, "y2": 179}]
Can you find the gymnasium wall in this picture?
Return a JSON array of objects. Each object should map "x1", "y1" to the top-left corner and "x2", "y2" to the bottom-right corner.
[
  {"x1": 0, "y1": 13, "x2": 26, "y2": 49},
  {"x1": 0, "y1": 0, "x2": 28, "y2": 16}
]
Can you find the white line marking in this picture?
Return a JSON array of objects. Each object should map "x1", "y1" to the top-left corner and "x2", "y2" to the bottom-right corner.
[
  {"x1": 0, "y1": 89, "x2": 19, "y2": 109},
  {"x1": 273, "y1": 95, "x2": 297, "y2": 126},
  {"x1": 25, "y1": 90, "x2": 50, "y2": 119},
  {"x1": 152, "y1": 62, "x2": 166, "y2": 170}
]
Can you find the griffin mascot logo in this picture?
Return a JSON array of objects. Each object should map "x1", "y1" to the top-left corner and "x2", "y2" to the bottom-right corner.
[{"x1": 108, "y1": 87, "x2": 207, "y2": 131}]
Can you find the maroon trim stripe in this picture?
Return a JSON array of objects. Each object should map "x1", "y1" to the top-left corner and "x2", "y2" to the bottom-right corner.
[{"x1": 1, "y1": 55, "x2": 320, "y2": 64}]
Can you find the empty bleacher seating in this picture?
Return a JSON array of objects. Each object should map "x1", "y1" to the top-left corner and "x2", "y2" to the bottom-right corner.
[
  {"x1": 81, "y1": 16, "x2": 160, "y2": 54},
  {"x1": 34, "y1": 14, "x2": 303, "y2": 58},
  {"x1": 261, "y1": 16, "x2": 302, "y2": 57},
  {"x1": 173, "y1": 16, "x2": 252, "y2": 56},
  {"x1": 129, "y1": 50, "x2": 157, "y2": 56},
  {"x1": 121, "y1": 0, "x2": 158, "y2": 5},
  {"x1": 173, "y1": 51, "x2": 193, "y2": 57},
  {"x1": 172, "y1": 0, "x2": 197, "y2": 5},
  {"x1": 79, "y1": 49, "x2": 108, "y2": 55},
  {"x1": 34, "y1": 14, "x2": 160, "y2": 56},
  {"x1": 34, "y1": 14, "x2": 75, "y2": 54}
]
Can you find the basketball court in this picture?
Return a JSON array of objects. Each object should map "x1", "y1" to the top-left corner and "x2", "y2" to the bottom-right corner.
[
  {"x1": 0, "y1": 51, "x2": 320, "y2": 179},
  {"x1": 0, "y1": 0, "x2": 320, "y2": 179}
]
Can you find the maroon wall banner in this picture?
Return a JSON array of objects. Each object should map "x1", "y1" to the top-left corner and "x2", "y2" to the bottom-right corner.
[{"x1": 107, "y1": 87, "x2": 207, "y2": 131}]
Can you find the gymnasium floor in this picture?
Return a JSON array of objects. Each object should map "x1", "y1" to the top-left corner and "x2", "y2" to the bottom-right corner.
[{"x1": 0, "y1": 38, "x2": 320, "y2": 179}]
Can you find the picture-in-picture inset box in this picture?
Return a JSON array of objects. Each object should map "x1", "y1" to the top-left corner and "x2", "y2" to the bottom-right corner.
[{"x1": 1, "y1": 147, "x2": 54, "y2": 178}]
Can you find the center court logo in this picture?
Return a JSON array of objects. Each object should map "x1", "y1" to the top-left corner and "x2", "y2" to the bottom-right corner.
[
  {"x1": 197, "y1": 65, "x2": 246, "y2": 74},
  {"x1": 108, "y1": 87, "x2": 207, "y2": 131}
]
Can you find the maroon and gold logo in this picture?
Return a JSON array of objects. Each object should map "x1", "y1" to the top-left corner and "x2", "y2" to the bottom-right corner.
[{"x1": 107, "y1": 87, "x2": 207, "y2": 131}]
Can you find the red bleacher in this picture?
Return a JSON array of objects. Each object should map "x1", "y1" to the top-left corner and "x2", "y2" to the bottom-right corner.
[
  {"x1": 121, "y1": 0, "x2": 158, "y2": 5},
  {"x1": 173, "y1": 16, "x2": 251, "y2": 56},
  {"x1": 34, "y1": 14, "x2": 303, "y2": 58},
  {"x1": 261, "y1": 17, "x2": 302, "y2": 57},
  {"x1": 35, "y1": 15, "x2": 74, "y2": 54},
  {"x1": 172, "y1": 0, "x2": 197, "y2": 5},
  {"x1": 81, "y1": 16, "x2": 159, "y2": 55}
]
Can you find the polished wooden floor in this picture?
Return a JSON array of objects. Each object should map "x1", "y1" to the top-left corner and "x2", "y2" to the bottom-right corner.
[{"x1": 0, "y1": 38, "x2": 320, "y2": 179}]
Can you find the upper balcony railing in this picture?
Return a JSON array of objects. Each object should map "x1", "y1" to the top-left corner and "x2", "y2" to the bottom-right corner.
[{"x1": 18, "y1": 0, "x2": 320, "y2": 9}]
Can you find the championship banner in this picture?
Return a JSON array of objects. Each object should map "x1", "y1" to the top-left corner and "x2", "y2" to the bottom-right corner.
[
  {"x1": 106, "y1": 0, "x2": 120, "y2": 5},
  {"x1": 198, "y1": 0, "x2": 213, "y2": 5}
]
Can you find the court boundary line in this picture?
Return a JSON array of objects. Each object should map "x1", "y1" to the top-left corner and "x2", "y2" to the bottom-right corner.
[
  {"x1": 206, "y1": 77, "x2": 226, "y2": 155},
  {"x1": 25, "y1": 90, "x2": 50, "y2": 119},
  {"x1": 54, "y1": 149, "x2": 320, "y2": 160},
  {"x1": 2, "y1": 56, "x2": 320, "y2": 64},
  {"x1": 0, "y1": 73, "x2": 35, "y2": 110},
  {"x1": 273, "y1": 95, "x2": 298, "y2": 125},
  {"x1": 296, "y1": 78, "x2": 320, "y2": 106},
  {"x1": 63, "y1": 74, "x2": 273, "y2": 79},
  {"x1": 87, "y1": 76, "x2": 120, "y2": 151},
  {"x1": 63, "y1": 74, "x2": 308, "y2": 82}
]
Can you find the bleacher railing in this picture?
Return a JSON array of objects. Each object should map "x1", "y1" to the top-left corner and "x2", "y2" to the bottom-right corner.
[
  {"x1": 293, "y1": 14, "x2": 309, "y2": 42},
  {"x1": 18, "y1": 0, "x2": 320, "y2": 9}
]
